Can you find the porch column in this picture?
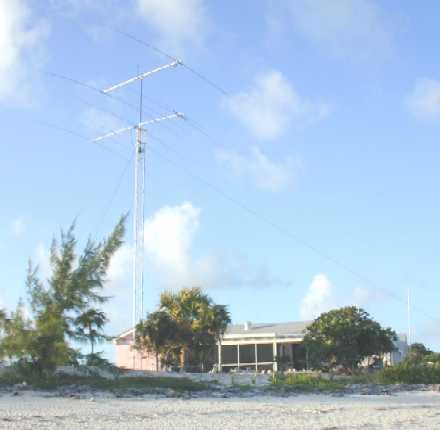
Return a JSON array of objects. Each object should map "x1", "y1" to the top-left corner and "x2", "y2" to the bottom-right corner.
[
  {"x1": 237, "y1": 344, "x2": 240, "y2": 370},
  {"x1": 218, "y1": 343, "x2": 222, "y2": 372},
  {"x1": 272, "y1": 342, "x2": 278, "y2": 372},
  {"x1": 255, "y1": 343, "x2": 258, "y2": 371}
]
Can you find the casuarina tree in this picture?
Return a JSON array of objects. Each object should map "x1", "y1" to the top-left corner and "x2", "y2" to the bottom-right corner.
[{"x1": 0, "y1": 215, "x2": 126, "y2": 373}]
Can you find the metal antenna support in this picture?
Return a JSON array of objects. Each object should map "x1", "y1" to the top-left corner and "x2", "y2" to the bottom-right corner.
[
  {"x1": 132, "y1": 125, "x2": 145, "y2": 328},
  {"x1": 92, "y1": 63, "x2": 183, "y2": 335},
  {"x1": 407, "y1": 288, "x2": 411, "y2": 346}
]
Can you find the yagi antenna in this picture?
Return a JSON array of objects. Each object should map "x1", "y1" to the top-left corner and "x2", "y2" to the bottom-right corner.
[
  {"x1": 92, "y1": 112, "x2": 184, "y2": 143},
  {"x1": 93, "y1": 63, "x2": 183, "y2": 366},
  {"x1": 102, "y1": 60, "x2": 182, "y2": 94}
]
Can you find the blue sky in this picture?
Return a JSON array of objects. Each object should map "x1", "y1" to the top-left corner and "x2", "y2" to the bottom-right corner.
[{"x1": 1, "y1": 0, "x2": 440, "y2": 357}]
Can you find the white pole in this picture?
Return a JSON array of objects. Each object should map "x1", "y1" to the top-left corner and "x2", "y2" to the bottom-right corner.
[
  {"x1": 407, "y1": 288, "x2": 411, "y2": 346},
  {"x1": 132, "y1": 125, "x2": 145, "y2": 329},
  {"x1": 132, "y1": 127, "x2": 139, "y2": 329}
]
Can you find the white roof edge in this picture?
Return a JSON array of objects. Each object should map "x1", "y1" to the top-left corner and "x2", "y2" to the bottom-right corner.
[
  {"x1": 223, "y1": 332, "x2": 277, "y2": 339},
  {"x1": 114, "y1": 327, "x2": 134, "y2": 339}
]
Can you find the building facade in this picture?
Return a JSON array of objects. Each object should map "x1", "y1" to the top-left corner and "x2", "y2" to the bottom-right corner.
[
  {"x1": 218, "y1": 321, "x2": 310, "y2": 372},
  {"x1": 113, "y1": 321, "x2": 408, "y2": 372},
  {"x1": 113, "y1": 328, "x2": 160, "y2": 371}
]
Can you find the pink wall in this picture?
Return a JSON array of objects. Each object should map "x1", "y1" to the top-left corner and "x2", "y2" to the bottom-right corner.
[{"x1": 113, "y1": 331, "x2": 160, "y2": 371}]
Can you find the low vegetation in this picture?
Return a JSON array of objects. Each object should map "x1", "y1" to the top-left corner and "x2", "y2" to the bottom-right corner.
[
  {"x1": 0, "y1": 369, "x2": 210, "y2": 394},
  {"x1": 373, "y1": 363, "x2": 440, "y2": 385},
  {"x1": 270, "y1": 373, "x2": 346, "y2": 392},
  {"x1": 269, "y1": 341, "x2": 440, "y2": 390},
  {"x1": 369, "y1": 343, "x2": 440, "y2": 385}
]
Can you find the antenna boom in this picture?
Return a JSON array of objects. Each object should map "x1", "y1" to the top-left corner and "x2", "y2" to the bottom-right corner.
[
  {"x1": 92, "y1": 112, "x2": 183, "y2": 143},
  {"x1": 102, "y1": 60, "x2": 181, "y2": 94}
]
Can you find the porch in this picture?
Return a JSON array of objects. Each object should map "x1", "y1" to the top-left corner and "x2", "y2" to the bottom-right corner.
[{"x1": 217, "y1": 321, "x2": 310, "y2": 372}]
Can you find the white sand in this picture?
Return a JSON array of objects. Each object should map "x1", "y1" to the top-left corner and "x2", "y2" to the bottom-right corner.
[{"x1": 1, "y1": 391, "x2": 440, "y2": 429}]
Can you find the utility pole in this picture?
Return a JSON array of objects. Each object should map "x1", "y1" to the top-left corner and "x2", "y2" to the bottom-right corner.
[{"x1": 92, "y1": 61, "x2": 183, "y2": 350}]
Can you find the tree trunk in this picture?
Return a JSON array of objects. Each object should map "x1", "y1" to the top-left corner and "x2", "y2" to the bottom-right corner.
[{"x1": 180, "y1": 347, "x2": 186, "y2": 370}]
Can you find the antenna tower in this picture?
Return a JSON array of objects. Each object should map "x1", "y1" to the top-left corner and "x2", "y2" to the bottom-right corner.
[{"x1": 93, "y1": 61, "x2": 183, "y2": 332}]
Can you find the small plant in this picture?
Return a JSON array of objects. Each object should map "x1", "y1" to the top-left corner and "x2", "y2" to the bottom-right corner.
[
  {"x1": 251, "y1": 374, "x2": 257, "y2": 385},
  {"x1": 270, "y1": 372, "x2": 346, "y2": 392}
]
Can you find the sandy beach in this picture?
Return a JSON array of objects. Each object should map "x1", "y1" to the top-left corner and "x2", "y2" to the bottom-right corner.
[{"x1": 1, "y1": 391, "x2": 440, "y2": 429}]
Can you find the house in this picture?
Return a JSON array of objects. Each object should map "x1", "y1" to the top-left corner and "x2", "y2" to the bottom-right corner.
[
  {"x1": 112, "y1": 321, "x2": 309, "y2": 372},
  {"x1": 383, "y1": 333, "x2": 409, "y2": 366},
  {"x1": 113, "y1": 320, "x2": 408, "y2": 371}
]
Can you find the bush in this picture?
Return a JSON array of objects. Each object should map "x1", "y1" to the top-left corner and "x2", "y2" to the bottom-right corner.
[
  {"x1": 374, "y1": 363, "x2": 440, "y2": 384},
  {"x1": 0, "y1": 368, "x2": 210, "y2": 393},
  {"x1": 271, "y1": 373, "x2": 346, "y2": 392}
]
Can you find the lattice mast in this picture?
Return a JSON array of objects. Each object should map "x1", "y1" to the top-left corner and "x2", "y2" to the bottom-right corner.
[
  {"x1": 92, "y1": 61, "x2": 183, "y2": 331},
  {"x1": 132, "y1": 124, "x2": 145, "y2": 327}
]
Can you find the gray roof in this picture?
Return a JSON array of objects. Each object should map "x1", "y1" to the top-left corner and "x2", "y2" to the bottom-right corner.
[{"x1": 225, "y1": 321, "x2": 310, "y2": 338}]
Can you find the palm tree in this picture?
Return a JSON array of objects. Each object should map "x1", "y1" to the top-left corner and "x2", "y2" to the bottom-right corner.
[
  {"x1": 135, "y1": 311, "x2": 181, "y2": 370},
  {"x1": 135, "y1": 288, "x2": 231, "y2": 371},
  {"x1": 74, "y1": 308, "x2": 108, "y2": 355}
]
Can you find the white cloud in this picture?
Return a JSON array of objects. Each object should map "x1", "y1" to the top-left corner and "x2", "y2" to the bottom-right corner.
[
  {"x1": 10, "y1": 217, "x2": 25, "y2": 237},
  {"x1": 135, "y1": 0, "x2": 206, "y2": 54},
  {"x1": 300, "y1": 273, "x2": 334, "y2": 320},
  {"x1": 225, "y1": 70, "x2": 332, "y2": 140},
  {"x1": 286, "y1": 0, "x2": 393, "y2": 60},
  {"x1": 144, "y1": 202, "x2": 200, "y2": 286},
  {"x1": 104, "y1": 244, "x2": 133, "y2": 334},
  {"x1": 418, "y1": 319, "x2": 440, "y2": 348},
  {"x1": 49, "y1": 0, "x2": 99, "y2": 13},
  {"x1": 299, "y1": 274, "x2": 390, "y2": 320},
  {"x1": 143, "y1": 202, "x2": 290, "y2": 289},
  {"x1": 351, "y1": 286, "x2": 374, "y2": 306},
  {"x1": 107, "y1": 202, "x2": 289, "y2": 293},
  {"x1": 106, "y1": 244, "x2": 133, "y2": 291},
  {"x1": 98, "y1": 203, "x2": 293, "y2": 333},
  {"x1": 105, "y1": 203, "x2": 205, "y2": 297},
  {"x1": 33, "y1": 243, "x2": 52, "y2": 280},
  {"x1": 406, "y1": 78, "x2": 440, "y2": 120},
  {"x1": 0, "y1": 0, "x2": 47, "y2": 105},
  {"x1": 81, "y1": 107, "x2": 125, "y2": 135},
  {"x1": 217, "y1": 146, "x2": 302, "y2": 192}
]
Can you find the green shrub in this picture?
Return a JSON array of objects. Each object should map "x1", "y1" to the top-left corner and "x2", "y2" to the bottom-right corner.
[
  {"x1": 374, "y1": 363, "x2": 440, "y2": 384},
  {"x1": 271, "y1": 373, "x2": 346, "y2": 392},
  {"x1": 0, "y1": 368, "x2": 210, "y2": 393}
]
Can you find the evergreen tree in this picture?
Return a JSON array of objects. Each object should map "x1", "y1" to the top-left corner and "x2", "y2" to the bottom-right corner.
[{"x1": 0, "y1": 215, "x2": 126, "y2": 373}]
